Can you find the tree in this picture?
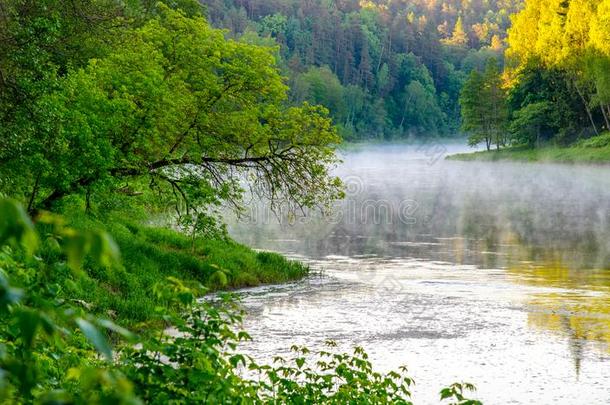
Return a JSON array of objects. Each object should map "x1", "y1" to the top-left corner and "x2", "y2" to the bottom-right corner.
[
  {"x1": 507, "y1": 62, "x2": 587, "y2": 144},
  {"x1": 459, "y1": 59, "x2": 508, "y2": 150},
  {"x1": 588, "y1": 1, "x2": 610, "y2": 129},
  {"x1": 292, "y1": 66, "x2": 347, "y2": 125},
  {"x1": 460, "y1": 70, "x2": 489, "y2": 149},
  {"x1": 482, "y1": 58, "x2": 509, "y2": 150},
  {"x1": 202, "y1": 0, "x2": 521, "y2": 140},
  {"x1": 505, "y1": 0, "x2": 610, "y2": 139},
  {"x1": 0, "y1": 5, "x2": 343, "y2": 219},
  {"x1": 510, "y1": 101, "x2": 556, "y2": 146},
  {"x1": 445, "y1": 16, "x2": 469, "y2": 47},
  {"x1": 399, "y1": 81, "x2": 445, "y2": 135}
]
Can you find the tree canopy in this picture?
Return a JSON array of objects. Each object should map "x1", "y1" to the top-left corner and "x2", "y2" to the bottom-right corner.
[
  {"x1": 459, "y1": 58, "x2": 508, "y2": 150},
  {"x1": 0, "y1": 2, "x2": 342, "y2": 223},
  {"x1": 458, "y1": 0, "x2": 610, "y2": 149},
  {"x1": 505, "y1": 0, "x2": 610, "y2": 142},
  {"x1": 202, "y1": 0, "x2": 522, "y2": 139}
]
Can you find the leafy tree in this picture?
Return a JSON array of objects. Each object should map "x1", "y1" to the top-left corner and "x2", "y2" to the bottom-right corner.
[
  {"x1": 446, "y1": 16, "x2": 469, "y2": 47},
  {"x1": 460, "y1": 70, "x2": 489, "y2": 148},
  {"x1": 586, "y1": 54, "x2": 610, "y2": 130},
  {"x1": 510, "y1": 101, "x2": 556, "y2": 146},
  {"x1": 507, "y1": 62, "x2": 587, "y2": 144},
  {"x1": 459, "y1": 59, "x2": 508, "y2": 150},
  {"x1": 1, "y1": 5, "x2": 342, "y2": 224},
  {"x1": 292, "y1": 66, "x2": 347, "y2": 125},
  {"x1": 203, "y1": 0, "x2": 522, "y2": 139},
  {"x1": 482, "y1": 58, "x2": 509, "y2": 149},
  {"x1": 505, "y1": 0, "x2": 610, "y2": 140},
  {"x1": 399, "y1": 81, "x2": 445, "y2": 135},
  {"x1": 258, "y1": 12, "x2": 288, "y2": 37}
]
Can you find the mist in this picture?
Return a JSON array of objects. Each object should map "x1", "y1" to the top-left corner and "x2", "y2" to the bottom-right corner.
[
  {"x1": 226, "y1": 142, "x2": 610, "y2": 404},
  {"x1": 229, "y1": 142, "x2": 610, "y2": 271}
]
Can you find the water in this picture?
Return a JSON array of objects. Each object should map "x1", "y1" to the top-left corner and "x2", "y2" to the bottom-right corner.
[{"x1": 227, "y1": 143, "x2": 610, "y2": 404}]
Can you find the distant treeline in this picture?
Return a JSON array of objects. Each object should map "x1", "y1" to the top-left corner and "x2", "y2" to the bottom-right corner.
[{"x1": 202, "y1": 0, "x2": 522, "y2": 140}]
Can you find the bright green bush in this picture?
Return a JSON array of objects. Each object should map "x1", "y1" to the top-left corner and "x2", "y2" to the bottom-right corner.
[{"x1": 577, "y1": 132, "x2": 610, "y2": 148}]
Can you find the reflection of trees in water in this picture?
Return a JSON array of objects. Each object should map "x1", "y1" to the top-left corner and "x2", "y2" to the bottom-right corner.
[
  {"x1": 228, "y1": 148, "x2": 610, "y2": 275},
  {"x1": 229, "y1": 148, "x2": 610, "y2": 377},
  {"x1": 230, "y1": 182, "x2": 610, "y2": 271},
  {"x1": 509, "y1": 261, "x2": 610, "y2": 375}
]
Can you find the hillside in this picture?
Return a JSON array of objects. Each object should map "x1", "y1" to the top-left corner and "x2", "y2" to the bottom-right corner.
[{"x1": 202, "y1": 0, "x2": 522, "y2": 140}]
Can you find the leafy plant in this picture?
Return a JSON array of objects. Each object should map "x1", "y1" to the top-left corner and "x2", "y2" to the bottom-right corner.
[
  {"x1": 0, "y1": 199, "x2": 483, "y2": 403},
  {"x1": 440, "y1": 382, "x2": 482, "y2": 405},
  {"x1": 0, "y1": 199, "x2": 137, "y2": 403}
]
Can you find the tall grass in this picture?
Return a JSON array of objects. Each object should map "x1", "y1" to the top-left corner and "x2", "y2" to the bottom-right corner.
[{"x1": 44, "y1": 214, "x2": 308, "y2": 330}]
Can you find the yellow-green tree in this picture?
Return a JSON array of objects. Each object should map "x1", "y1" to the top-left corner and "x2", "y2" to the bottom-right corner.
[{"x1": 506, "y1": 0, "x2": 610, "y2": 135}]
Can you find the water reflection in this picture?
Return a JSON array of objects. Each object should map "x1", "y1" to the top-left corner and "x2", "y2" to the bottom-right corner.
[
  {"x1": 506, "y1": 260, "x2": 610, "y2": 375},
  {"x1": 228, "y1": 143, "x2": 610, "y2": 403}
]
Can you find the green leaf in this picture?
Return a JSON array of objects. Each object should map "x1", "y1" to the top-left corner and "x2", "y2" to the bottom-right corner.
[
  {"x1": 0, "y1": 199, "x2": 38, "y2": 254},
  {"x1": 98, "y1": 319, "x2": 137, "y2": 342},
  {"x1": 89, "y1": 231, "x2": 120, "y2": 268},
  {"x1": 17, "y1": 309, "x2": 41, "y2": 349},
  {"x1": 64, "y1": 233, "x2": 88, "y2": 273},
  {"x1": 76, "y1": 318, "x2": 112, "y2": 361},
  {"x1": 0, "y1": 271, "x2": 23, "y2": 308}
]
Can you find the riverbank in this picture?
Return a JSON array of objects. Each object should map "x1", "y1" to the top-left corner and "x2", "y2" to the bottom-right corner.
[
  {"x1": 56, "y1": 213, "x2": 308, "y2": 330},
  {"x1": 448, "y1": 133, "x2": 610, "y2": 164}
]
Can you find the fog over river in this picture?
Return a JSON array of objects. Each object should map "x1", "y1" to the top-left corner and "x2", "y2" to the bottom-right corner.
[{"x1": 227, "y1": 143, "x2": 610, "y2": 404}]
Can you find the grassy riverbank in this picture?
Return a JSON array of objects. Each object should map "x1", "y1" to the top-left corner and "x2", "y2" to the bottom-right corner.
[
  {"x1": 47, "y1": 213, "x2": 308, "y2": 330},
  {"x1": 449, "y1": 133, "x2": 610, "y2": 164}
]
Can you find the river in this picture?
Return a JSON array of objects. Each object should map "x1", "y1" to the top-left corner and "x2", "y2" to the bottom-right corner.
[{"x1": 227, "y1": 142, "x2": 610, "y2": 404}]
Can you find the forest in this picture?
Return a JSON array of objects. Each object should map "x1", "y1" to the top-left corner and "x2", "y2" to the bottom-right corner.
[
  {"x1": 203, "y1": 0, "x2": 521, "y2": 139},
  {"x1": 459, "y1": 0, "x2": 610, "y2": 154}
]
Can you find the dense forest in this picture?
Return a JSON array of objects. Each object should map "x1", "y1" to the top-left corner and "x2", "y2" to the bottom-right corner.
[
  {"x1": 202, "y1": 0, "x2": 522, "y2": 139},
  {"x1": 460, "y1": 0, "x2": 610, "y2": 152}
]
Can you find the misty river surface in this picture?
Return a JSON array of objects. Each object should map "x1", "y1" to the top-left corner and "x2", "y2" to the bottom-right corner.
[{"x1": 227, "y1": 143, "x2": 610, "y2": 404}]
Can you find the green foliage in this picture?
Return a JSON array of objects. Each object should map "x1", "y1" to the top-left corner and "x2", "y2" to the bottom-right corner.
[
  {"x1": 0, "y1": 199, "x2": 483, "y2": 404},
  {"x1": 510, "y1": 102, "x2": 556, "y2": 147},
  {"x1": 459, "y1": 58, "x2": 508, "y2": 150},
  {"x1": 0, "y1": 2, "x2": 342, "y2": 230},
  {"x1": 440, "y1": 382, "x2": 482, "y2": 405},
  {"x1": 205, "y1": 0, "x2": 521, "y2": 139},
  {"x1": 506, "y1": 62, "x2": 587, "y2": 145},
  {"x1": 505, "y1": 0, "x2": 610, "y2": 144},
  {"x1": 577, "y1": 131, "x2": 610, "y2": 148},
  {"x1": 0, "y1": 199, "x2": 138, "y2": 403},
  {"x1": 460, "y1": 70, "x2": 486, "y2": 146},
  {"x1": 252, "y1": 342, "x2": 414, "y2": 403}
]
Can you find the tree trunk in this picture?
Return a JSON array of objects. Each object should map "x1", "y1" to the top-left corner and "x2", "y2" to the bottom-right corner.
[
  {"x1": 603, "y1": 104, "x2": 610, "y2": 131},
  {"x1": 600, "y1": 104, "x2": 610, "y2": 132},
  {"x1": 27, "y1": 172, "x2": 41, "y2": 214},
  {"x1": 574, "y1": 82, "x2": 599, "y2": 135}
]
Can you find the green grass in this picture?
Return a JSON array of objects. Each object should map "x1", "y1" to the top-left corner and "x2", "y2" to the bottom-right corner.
[
  {"x1": 40, "y1": 214, "x2": 307, "y2": 330},
  {"x1": 448, "y1": 133, "x2": 610, "y2": 164}
]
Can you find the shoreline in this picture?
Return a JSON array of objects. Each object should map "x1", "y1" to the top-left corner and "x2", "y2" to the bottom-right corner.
[{"x1": 447, "y1": 144, "x2": 610, "y2": 164}]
